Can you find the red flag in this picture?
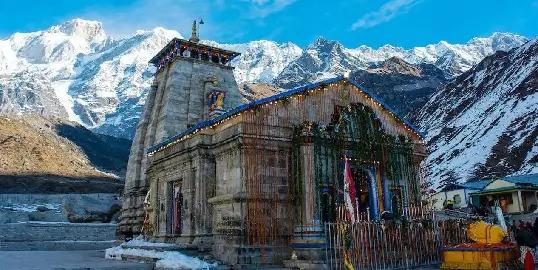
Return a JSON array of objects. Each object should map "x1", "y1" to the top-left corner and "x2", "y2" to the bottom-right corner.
[{"x1": 343, "y1": 156, "x2": 357, "y2": 223}]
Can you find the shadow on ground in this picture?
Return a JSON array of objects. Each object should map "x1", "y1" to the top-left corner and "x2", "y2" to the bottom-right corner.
[
  {"x1": 0, "y1": 174, "x2": 124, "y2": 194},
  {"x1": 55, "y1": 124, "x2": 132, "y2": 177}
]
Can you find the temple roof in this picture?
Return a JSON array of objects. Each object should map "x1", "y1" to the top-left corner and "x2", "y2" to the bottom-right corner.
[
  {"x1": 148, "y1": 38, "x2": 241, "y2": 65},
  {"x1": 148, "y1": 75, "x2": 425, "y2": 155}
]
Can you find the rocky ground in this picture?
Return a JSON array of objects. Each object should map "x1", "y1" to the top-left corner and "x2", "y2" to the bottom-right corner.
[{"x1": 0, "y1": 115, "x2": 131, "y2": 193}]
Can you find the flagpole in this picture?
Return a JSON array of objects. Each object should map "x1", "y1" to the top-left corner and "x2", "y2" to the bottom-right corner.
[
  {"x1": 197, "y1": 18, "x2": 204, "y2": 40},
  {"x1": 355, "y1": 198, "x2": 359, "y2": 222}
]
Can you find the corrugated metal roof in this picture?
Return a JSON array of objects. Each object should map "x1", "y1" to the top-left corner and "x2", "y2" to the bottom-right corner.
[
  {"x1": 469, "y1": 185, "x2": 538, "y2": 195},
  {"x1": 147, "y1": 75, "x2": 424, "y2": 155},
  {"x1": 457, "y1": 174, "x2": 538, "y2": 192},
  {"x1": 461, "y1": 179, "x2": 494, "y2": 190},
  {"x1": 500, "y1": 173, "x2": 538, "y2": 186}
]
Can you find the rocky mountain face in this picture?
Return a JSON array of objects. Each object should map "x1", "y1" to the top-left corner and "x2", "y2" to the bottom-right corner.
[
  {"x1": 416, "y1": 38, "x2": 538, "y2": 188},
  {"x1": 274, "y1": 33, "x2": 528, "y2": 89},
  {"x1": 0, "y1": 115, "x2": 130, "y2": 193},
  {"x1": 0, "y1": 19, "x2": 528, "y2": 140},
  {"x1": 350, "y1": 57, "x2": 448, "y2": 117},
  {"x1": 238, "y1": 82, "x2": 285, "y2": 103},
  {"x1": 202, "y1": 40, "x2": 302, "y2": 84}
]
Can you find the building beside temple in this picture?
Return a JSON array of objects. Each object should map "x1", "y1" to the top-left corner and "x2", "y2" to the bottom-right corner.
[{"x1": 119, "y1": 21, "x2": 427, "y2": 267}]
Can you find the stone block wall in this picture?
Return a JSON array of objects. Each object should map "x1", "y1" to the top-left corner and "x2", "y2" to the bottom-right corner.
[
  {"x1": 119, "y1": 55, "x2": 243, "y2": 236},
  {"x1": 0, "y1": 222, "x2": 117, "y2": 242}
]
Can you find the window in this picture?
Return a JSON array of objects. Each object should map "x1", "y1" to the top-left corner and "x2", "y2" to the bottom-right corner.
[{"x1": 453, "y1": 194, "x2": 462, "y2": 204}]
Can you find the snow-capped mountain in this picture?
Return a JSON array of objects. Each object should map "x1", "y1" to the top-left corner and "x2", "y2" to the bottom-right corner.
[
  {"x1": 416, "y1": 37, "x2": 538, "y2": 188},
  {"x1": 0, "y1": 19, "x2": 302, "y2": 138},
  {"x1": 0, "y1": 18, "x2": 529, "y2": 139},
  {"x1": 275, "y1": 33, "x2": 528, "y2": 89},
  {"x1": 202, "y1": 40, "x2": 302, "y2": 84}
]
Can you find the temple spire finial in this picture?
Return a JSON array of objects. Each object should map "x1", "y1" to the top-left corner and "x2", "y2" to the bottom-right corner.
[{"x1": 189, "y1": 19, "x2": 200, "y2": 43}]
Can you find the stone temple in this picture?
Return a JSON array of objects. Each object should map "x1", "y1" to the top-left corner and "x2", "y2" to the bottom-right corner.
[
  {"x1": 119, "y1": 22, "x2": 427, "y2": 267},
  {"x1": 118, "y1": 21, "x2": 242, "y2": 236}
]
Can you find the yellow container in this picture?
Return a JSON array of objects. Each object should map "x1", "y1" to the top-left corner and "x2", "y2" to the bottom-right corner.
[
  {"x1": 441, "y1": 245, "x2": 518, "y2": 270},
  {"x1": 467, "y1": 221, "x2": 508, "y2": 244}
]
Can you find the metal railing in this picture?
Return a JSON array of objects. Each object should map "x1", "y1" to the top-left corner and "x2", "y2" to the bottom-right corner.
[{"x1": 325, "y1": 219, "x2": 472, "y2": 269}]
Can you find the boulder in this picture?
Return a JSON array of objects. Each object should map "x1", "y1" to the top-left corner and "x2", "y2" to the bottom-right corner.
[
  {"x1": 62, "y1": 195, "x2": 121, "y2": 223},
  {"x1": 28, "y1": 210, "x2": 67, "y2": 222},
  {"x1": 36, "y1": 206, "x2": 50, "y2": 212}
]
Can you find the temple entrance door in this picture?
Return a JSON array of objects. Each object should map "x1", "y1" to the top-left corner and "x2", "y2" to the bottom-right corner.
[
  {"x1": 168, "y1": 181, "x2": 183, "y2": 235},
  {"x1": 390, "y1": 187, "x2": 403, "y2": 218},
  {"x1": 352, "y1": 168, "x2": 372, "y2": 221},
  {"x1": 320, "y1": 186, "x2": 335, "y2": 223}
]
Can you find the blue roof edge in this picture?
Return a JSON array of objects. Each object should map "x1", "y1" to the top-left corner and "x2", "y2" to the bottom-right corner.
[
  {"x1": 460, "y1": 179, "x2": 494, "y2": 190},
  {"x1": 147, "y1": 74, "x2": 424, "y2": 154}
]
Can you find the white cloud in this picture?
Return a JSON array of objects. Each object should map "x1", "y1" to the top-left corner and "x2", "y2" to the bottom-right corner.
[
  {"x1": 80, "y1": 0, "x2": 203, "y2": 38},
  {"x1": 247, "y1": 0, "x2": 298, "y2": 18},
  {"x1": 351, "y1": 0, "x2": 423, "y2": 30},
  {"x1": 78, "y1": 0, "x2": 296, "y2": 41}
]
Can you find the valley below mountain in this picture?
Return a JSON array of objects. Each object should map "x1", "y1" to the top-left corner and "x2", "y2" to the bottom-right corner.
[{"x1": 0, "y1": 115, "x2": 130, "y2": 193}]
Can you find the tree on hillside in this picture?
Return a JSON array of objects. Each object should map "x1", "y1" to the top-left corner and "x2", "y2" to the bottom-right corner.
[{"x1": 439, "y1": 171, "x2": 459, "y2": 190}]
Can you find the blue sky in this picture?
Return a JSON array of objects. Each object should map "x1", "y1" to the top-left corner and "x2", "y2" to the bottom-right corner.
[{"x1": 0, "y1": 0, "x2": 537, "y2": 48}]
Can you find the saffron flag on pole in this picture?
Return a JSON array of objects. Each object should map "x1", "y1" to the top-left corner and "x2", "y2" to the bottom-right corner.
[{"x1": 343, "y1": 155, "x2": 356, "y2": 223}]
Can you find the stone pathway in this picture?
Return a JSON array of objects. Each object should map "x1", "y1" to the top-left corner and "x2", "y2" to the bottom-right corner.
[{"x1": 0, "y1": 250, "x2": 153, "y2": 270}]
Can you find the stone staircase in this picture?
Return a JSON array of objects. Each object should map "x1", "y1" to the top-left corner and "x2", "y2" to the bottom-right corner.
[{"x1": 0, "y1": 222, "x2": 119, "y2": 251}]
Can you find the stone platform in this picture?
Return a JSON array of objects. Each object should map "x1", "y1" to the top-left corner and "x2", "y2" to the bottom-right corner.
[
  {"x1": 0, "y1": 222, "x2": 118, "y2": 251},
  {"x1": 0, "y1": 250, "x2": 152, "y2": 270},
  {"x1": 106, "y1": 237, "x2": 294, "y2": 270}
]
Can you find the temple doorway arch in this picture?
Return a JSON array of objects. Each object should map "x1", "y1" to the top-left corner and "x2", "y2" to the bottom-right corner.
[{"x1": 351, "y1": 166, "x2": 376, "y2": 220}]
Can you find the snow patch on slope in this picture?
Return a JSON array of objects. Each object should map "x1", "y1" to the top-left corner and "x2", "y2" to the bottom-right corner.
[{"x1": 417, "y1": 37, "x2": 538, "y2": 187}]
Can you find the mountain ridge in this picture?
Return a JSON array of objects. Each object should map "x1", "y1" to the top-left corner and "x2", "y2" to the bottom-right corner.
[
  {"x1": 0, "y1": 18, "x2": 529, "y2": 139},
  {"x1": 416, "y1": 37, "x2": 538, "y2": 187}
]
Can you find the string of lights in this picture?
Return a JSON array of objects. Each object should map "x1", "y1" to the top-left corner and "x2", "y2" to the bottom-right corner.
[{"x1": 148, "y1": 76, "x2": 423, "y2": 157}]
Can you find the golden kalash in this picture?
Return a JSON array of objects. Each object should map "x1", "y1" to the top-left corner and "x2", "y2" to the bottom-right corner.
[{"x1": 441, "y1": 221, "x2": 518, "y2": 269}]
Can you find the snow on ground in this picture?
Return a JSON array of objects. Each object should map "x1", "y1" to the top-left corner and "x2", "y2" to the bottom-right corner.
[
  {"x1": 105, "y1": 235, "x2": 216, "y2": 269},
  {"x1": 2, "y1": 203, "x2": 61, "y2": 213},
  {"x1": 122, "y1": 235, "x2": 177, "y2": 248},
  {"x1": 94, "y1": 168, "x2": 121, "y2": 179}
]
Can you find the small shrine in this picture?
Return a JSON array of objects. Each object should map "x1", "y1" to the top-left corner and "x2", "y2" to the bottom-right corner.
[{"x1": 207, "y1": 75, "x2": 227, "y2": 118}]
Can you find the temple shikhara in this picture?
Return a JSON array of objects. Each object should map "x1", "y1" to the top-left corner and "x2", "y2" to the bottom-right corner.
[{"x1": 118, "y1": 21, "x2": 427, "y2": 267}]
